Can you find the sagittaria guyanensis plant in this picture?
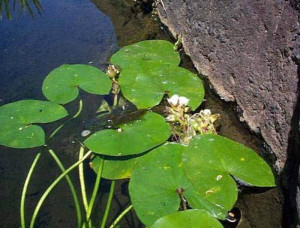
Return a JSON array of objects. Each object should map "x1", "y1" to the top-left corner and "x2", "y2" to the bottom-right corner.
[{"x1": 0, "y1": 40, "x2": 275, "y2": 228}]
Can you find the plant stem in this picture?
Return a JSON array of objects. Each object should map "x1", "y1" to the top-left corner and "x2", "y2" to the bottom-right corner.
[
  {"x1": 21, "y1": 96, "x2": 83, "y2": 227},
  {"x1": 44, "y1": 99, "x2": 83, "y2": 227},
  {"x1": 48, "y1": 149, "x2": 82, "y2": 228},
  {"x1": 73, "y1": 99, "x2": 83, "y2": 118},
  {"x1": 86, "y1": 158, "x2": 104, "y2": 222},
  {"x1": 100, "y1": 180, "x2": 115, "y2": 228},
  {"x1": 113, "y1": 94, "x2": 118, "y2": 107},
  {"x1": 29, "y1": 151, "x2": 92, "y2": 228},
  {"x1": 49, "y1": 99, "x2": 83, "y2": 140},
  {"x1": 20, "y1": 152, "x2": 42, "y2": 228},
  {"x1": 79, "y1": 146, "x2": 89, "y2": 213},
  {"x1": 109, "y1": 204, "x2": 133, "y2": 228}
]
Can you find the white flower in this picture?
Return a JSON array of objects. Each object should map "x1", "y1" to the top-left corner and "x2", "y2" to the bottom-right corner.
[
  {"x1": 167, "y1": 94, "x2": 179, "y2": 106},
  {"x1": 203, "y1": 109, "x2": 211, "y2": 116},
  {"x1": 178, "y1": 96, "x2": 189, "y2": 107}
]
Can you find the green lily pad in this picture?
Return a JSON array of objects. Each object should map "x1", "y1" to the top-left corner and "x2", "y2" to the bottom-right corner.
[
  {"x1": 150, "y1": 209, "x2": 223, "y2": 228},
  {"x1": 110, "y1": 40, "x2": 180, "y2": 68},
  {"x1": 90, "y1": 154, "x2": 140, "y2": 180},
  {"x1": 84, "y1": 112, "x2": 171, "y2": 156},
  {"x1": 42, "y1": 64, "x2": 111, "y2": 104},
  {"x1": 129, "y1": 143, "x2": 228, "y2": 226},
  {"x1": 119, "y1": 62, "x2": 204, "y2": 110},
  {"x1": 182, "y1": 134, "x2": 275, "y2": 215},
  {"x1": 0, "y1": 100, "x2": 68, "y2": 148}
]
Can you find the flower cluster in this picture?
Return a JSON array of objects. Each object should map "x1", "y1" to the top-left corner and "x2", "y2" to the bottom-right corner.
[
  {"x1": 106, "y1": 65, "x2": 120, "y2": 81},
  {"x1": 165, "y1": 94, "x2": 219, "y2": 144},
  {"x1": 189, "y1": 109, "x2": 220, "y2": 135},
  {"x1": 106, "y1": 64, "x2": 121, "y2": 98},
  {"x1": 165, "y1": 94, "x2": 190, "y2": 122}
]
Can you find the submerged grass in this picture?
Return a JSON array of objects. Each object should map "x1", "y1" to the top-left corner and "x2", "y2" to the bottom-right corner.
[{"x1": 0, "y1": 0, "x2": 43, "y2": 20}]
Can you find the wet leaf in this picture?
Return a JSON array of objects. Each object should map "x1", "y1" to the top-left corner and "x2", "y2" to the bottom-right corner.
[
  {"x1": 150, "y1": 209, "x2": 223, "y2": 228},
  {"x1": 182, "y1": 134, "x2": 275, "y2": 215},
  {"x1": 90, "y1": 154, "x2": 140, "y2": 180},
  {"x1": 84, "y1": 112, "x2": 171, "y2": 156},
  {"x1": 0, "y1": 100, "x2": 68, "y2": 148},
  {"x1": 110, "y1": 40, "x2": 180, "y2": 68},
  {"x1": 129, "y1": 143, "x2": 228, "y2": 226},
  {"x1": 42, "y1": 64, "x2": 111, "y2": 104},
  {"x1": 119, "y1": 62, "x2": 204, "y2": 110}
]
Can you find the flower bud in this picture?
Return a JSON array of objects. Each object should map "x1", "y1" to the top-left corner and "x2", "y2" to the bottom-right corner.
[
  {"x1": 203, "y1": 109, "x2": 211, "y2": 116},
  {"x1": 166, "y1": 114, "x2": 177, "y2": 122},
  {"x1": 106, "y1": 65, "x2": 120, "y2": 78}
]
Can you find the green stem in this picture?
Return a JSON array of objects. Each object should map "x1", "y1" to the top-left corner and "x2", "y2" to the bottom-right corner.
[
  {"x1": 86, "y1": 158, "x2": 104, "y2": 222},
  {"x1": 20, "y1": 97, "x2": 83, "y2": 227},
  {"x1": 109, "y1": 205, "x2": 133, "y2": 228},
  {"x1": 48, "y1": 149, "x2": 82, "y2": 228},
  {"x1": 100, "y1": 181, "x2": 115, "y2": 228},
  {"x1": 73, "y1": 99, "x2": 83, "y2": 118},
  {"x1": 79, "y1": 146, "x2": 89, "y2": 213},
  {"x1": 113, "y1": 94, "x2": 118, "y2": 107},
  {"x1": 29, "y1": 151, "x2": 92, "y2": 228},
  {"x1": 49, "y1": 99, "x2": 83, "y2": 140},
  {"x1": 20, "y1": 152, "x2": 42, "y2": 228}
]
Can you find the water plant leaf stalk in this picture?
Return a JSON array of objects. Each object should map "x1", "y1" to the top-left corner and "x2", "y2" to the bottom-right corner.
[
  {"x1": 86, "y1": 157, "x2": 104, "y2": 222},
  {"x1": 100, "y1": 180, "x2": 116, "y2": 228},
  {"x1": 20, "y1": 100, "x2": 83, "y2": 228},
  {"x1": 48, "y1": 148, "x2": 82, "y2": 228},
  {"x1": 79, "y1": 146, "x2": 89, "y2": 213},
  {"x1": 20, "y1": 152, "x2": 42, "y2": 228},
  {"x1": 113, "y1": 94, "x2": 118, "y2": 107},
  {"x1": 29, "y1": 150, "x2": 92, "y2": 228},
  {"x1": 109, "y1": 204, "x2": 133, "y2": 228},
  {"x1": 49, "y1": 99, "x2": 83, "y2": 140}
]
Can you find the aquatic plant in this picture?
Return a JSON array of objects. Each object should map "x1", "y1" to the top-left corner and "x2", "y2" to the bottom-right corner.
[
  {"x1": 0, "y1": 40, "x2": 275, "y2": 228},
  {"x1": 0, "y1": 0, "x2": 43, "y2": 20}
]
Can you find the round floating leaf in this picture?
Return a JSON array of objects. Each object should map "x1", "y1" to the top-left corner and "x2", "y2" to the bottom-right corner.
[
  {"x1": 182, "y1": 134, "x2": 275, "y2": 215},
  {"x1": 110, "y1": 40, "x2": 180, "y2": 68},
  {"x1": 0, "y1": 100, "x2": 68, "y2": 148},
  {"x1": 129, "y1": 143, "x2": 228, "y2": 226},
  {"x1": 42, "y1": 64, "x2": 111, "y2": 104},
  {"x1": 119, "y1": 62, "x2": 204, "y2": 110},
  {"x1": 150, "y1": 209, "x2": 223, "y2": 228},
  {"x1": 84, "y1": 112, "x2": 171, "y2": 156},
  {"x1": 90, "y1": 154, "x2": 140, "y2": 180}
]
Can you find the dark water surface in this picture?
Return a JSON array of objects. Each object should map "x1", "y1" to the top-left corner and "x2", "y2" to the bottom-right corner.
[
  {"x1": 0, "y1": 0, "x2": 283, "y2": 227},
  {"x1": 0, "y1": 0, "x2": 119, "y2": 227},
  {"x1": 0, "y1": 0, "x2": 118, "y2": 104}
]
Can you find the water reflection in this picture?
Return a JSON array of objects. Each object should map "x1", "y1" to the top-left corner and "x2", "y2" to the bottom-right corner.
[
  {"x1": 0, "y1": 0, "x2": 118, "y2": 104},
  {"x1": 0, "y1": 1, "x2": 118, "y2": 226},
  {"x1": 0, "y1": 0, "x2": 43, "y2": 20}
]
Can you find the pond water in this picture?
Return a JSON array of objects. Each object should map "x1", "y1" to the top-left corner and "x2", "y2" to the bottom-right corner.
[
  {"x1": 0, "y1": 0, "x2": 119, "y2": 227},
  {"x1": 0, "y1": 0, "x2": 118, "y2": 104},
  {"x1": 0, "y1": 0, "x2": 282, "y2": 227}
]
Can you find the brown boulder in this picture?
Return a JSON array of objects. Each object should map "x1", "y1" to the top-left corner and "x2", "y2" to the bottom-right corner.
[{"x1": 157, "y1": 0, "x2": 299, "y2": 170}]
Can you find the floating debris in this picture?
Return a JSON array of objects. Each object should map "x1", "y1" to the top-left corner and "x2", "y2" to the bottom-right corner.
[{"x1": 81, "y1": 130, "x2": 91, "y2": 137}]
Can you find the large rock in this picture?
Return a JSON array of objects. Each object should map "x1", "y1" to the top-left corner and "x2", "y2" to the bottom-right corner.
[
  {"x1": 156, "y1": 0, "x2": 300, "y2": 225},
  {"x1": 156, "y1": 0, "x2": 299, "y2": 170}
]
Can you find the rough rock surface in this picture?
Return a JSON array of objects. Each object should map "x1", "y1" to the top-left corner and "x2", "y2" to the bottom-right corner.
[{"x1": 157, "y1": 0, "x2": 300, "y2": 170}]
